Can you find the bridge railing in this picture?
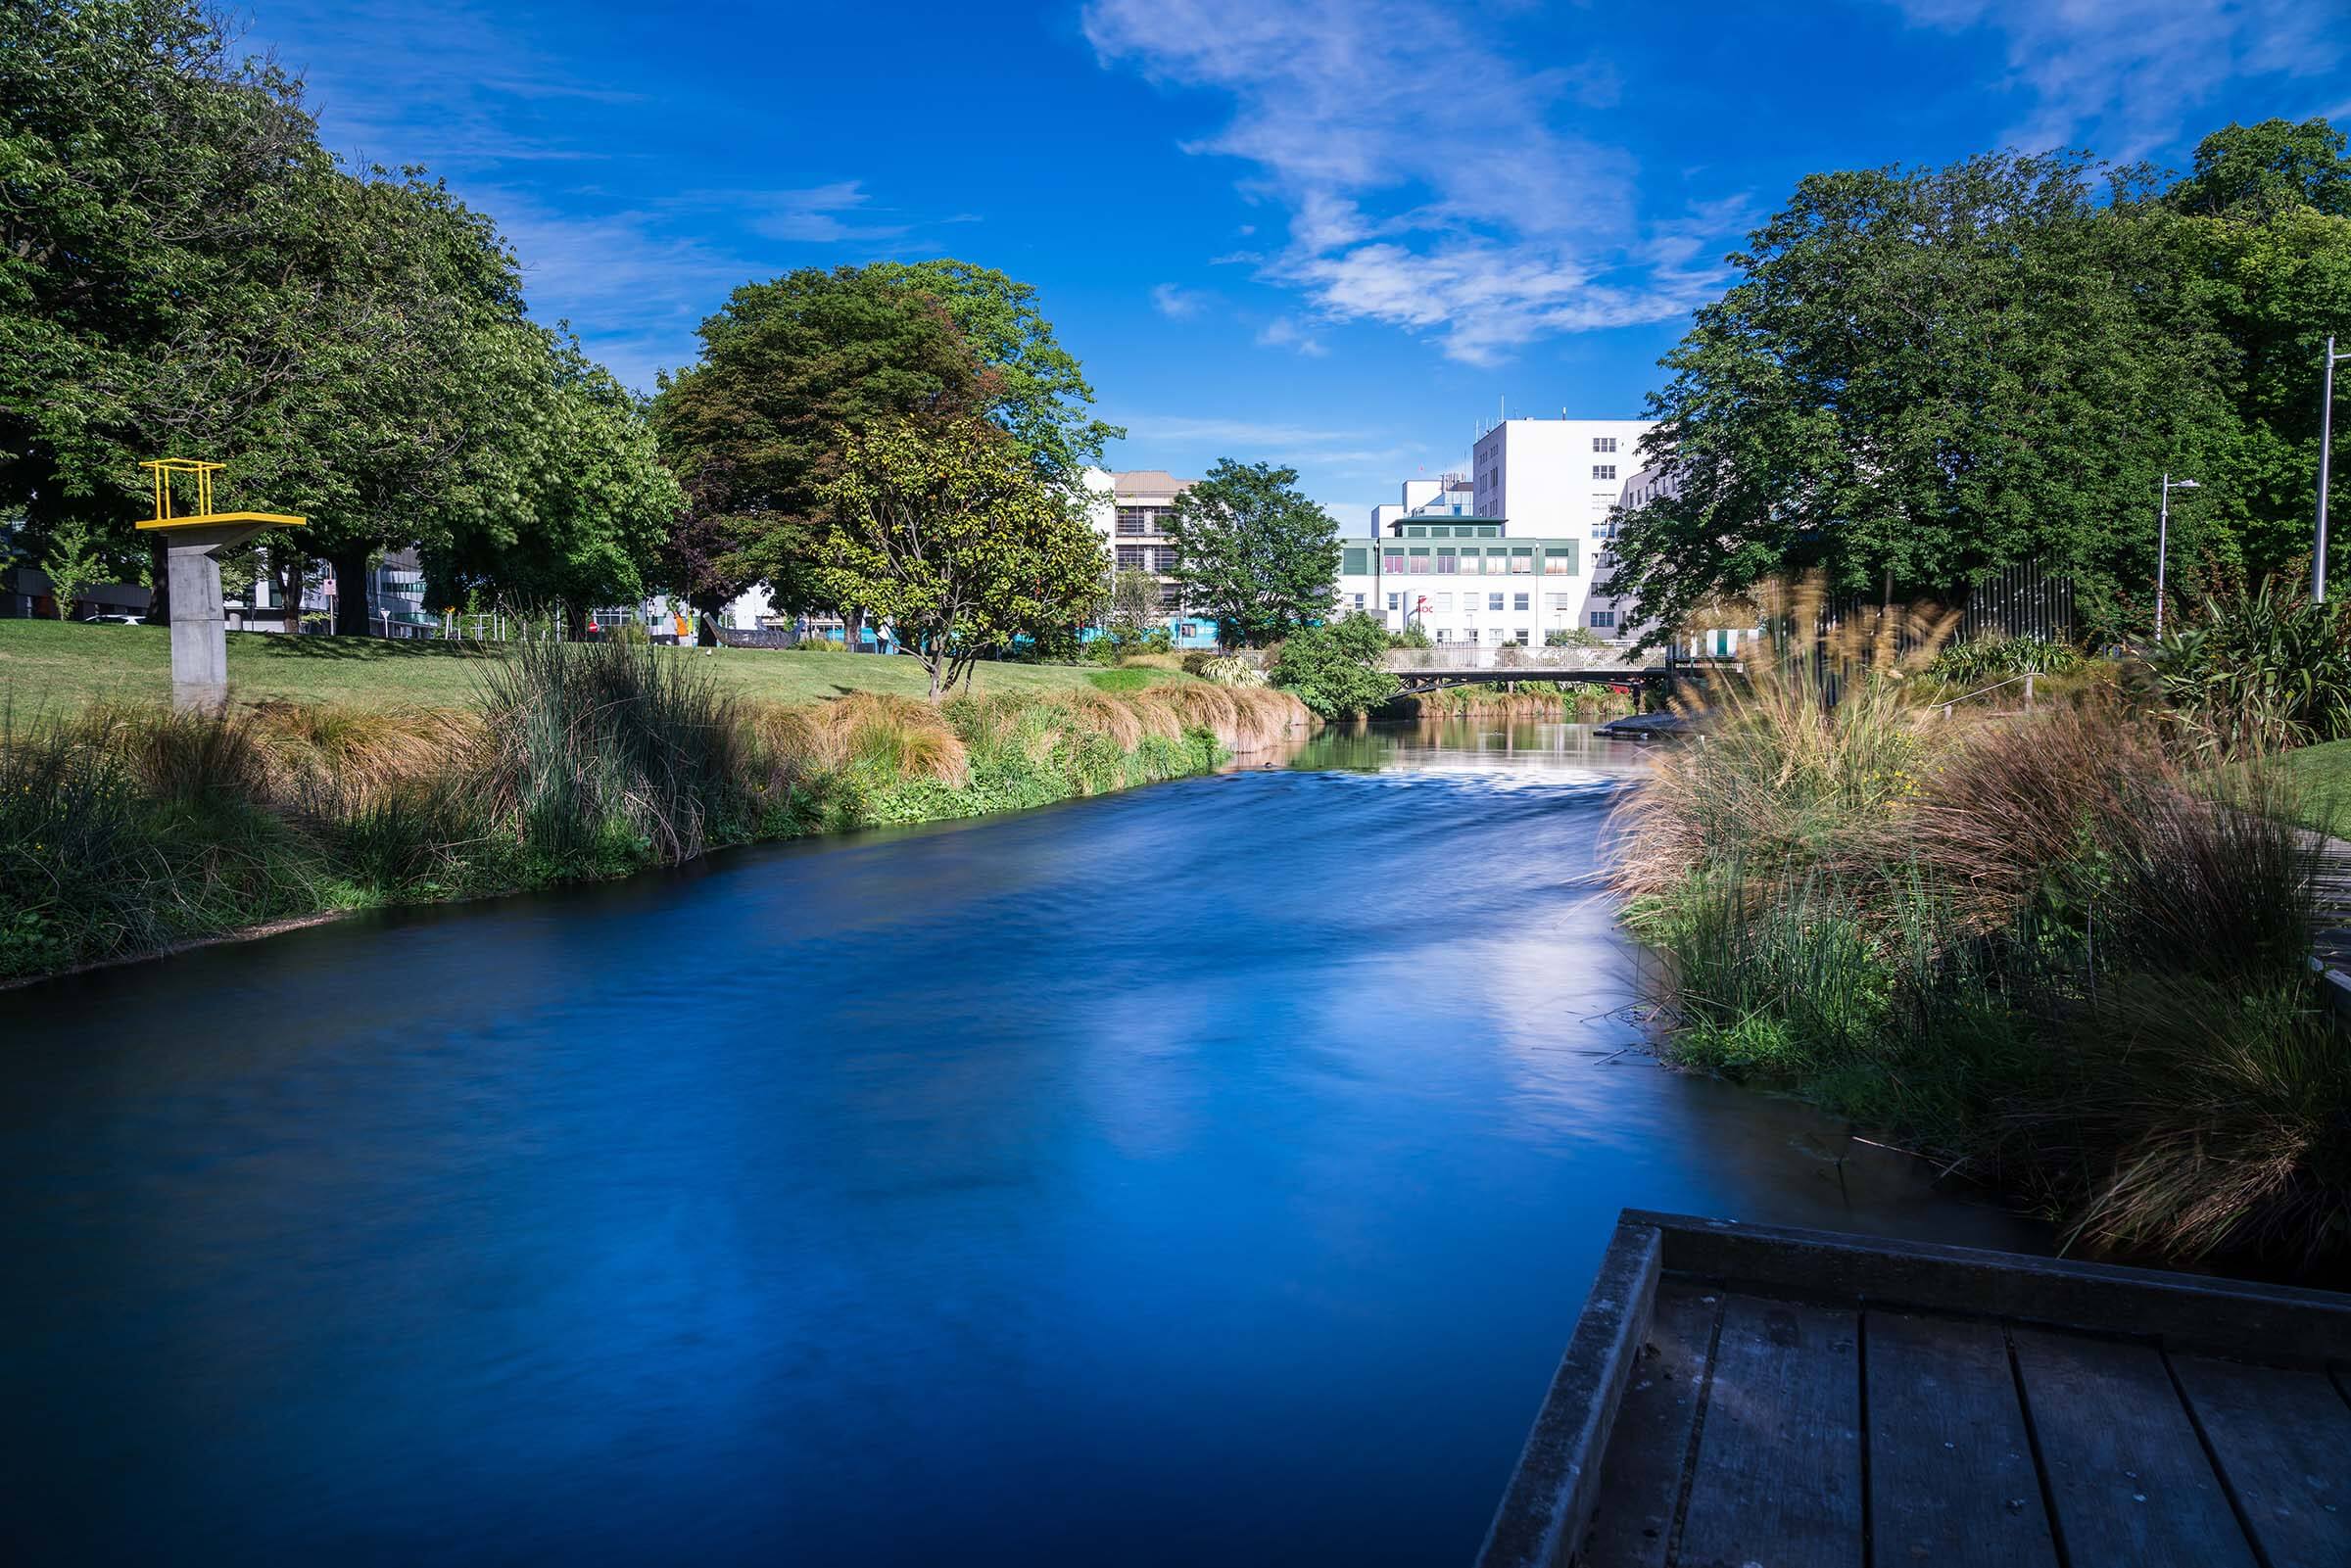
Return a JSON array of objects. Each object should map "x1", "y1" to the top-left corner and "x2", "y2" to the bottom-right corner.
[{"x1": 1379, "y1": 643, "x2": 1646, "y2": 673}]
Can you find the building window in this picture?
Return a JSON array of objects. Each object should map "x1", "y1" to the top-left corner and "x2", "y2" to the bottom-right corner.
[
  {"x1": 1387, "y1": 593, "x2": 1402, "y2": 610},
  {"x1": 1408, "y1": 547, "x2": 1430, "y2": 574},
  {"x1": 1593, "y1": 465, "x2": 1615, "y2": 481},
  {"x1": 1510, "y1": 547, "x2": 1534, "y2": 574},
  {"x1": 1544, "y1": 546, "x2": 1574, "y2": 575},
  {"x1": 1515, "y1": 629, "x2": 1530, "y2": 645},
  {"x1": 1436, "y1": 549, "x2": 1458, "y2": 574},
  {"x1": 1179, "y1": 623, "x2": 1199, "y2": 638},
  {"x1": 1549, "y1": 594, "x2": 1572, "y2": 610},
  {"x1": 1590, "y1": 610, "x2": 1617, "y2": 629},
  {"x1": 1343, "y1": 546, "x2": 1368, "y2": 575},
  {"x1": 1488, "y1": 593, "x2": 1505, "y2": 611},
  {"x1": 1512, "y1": 593, "x2": 1530, "y2": 612},
  {"x1": 1116, "y1": 506, "x2": 1160, "y2": 536},
  {"x1": 1593, "y1": 437, "x2": 1617, "y2": 453},
  {"x1": 1158, "y1": 583, "x2": 1180, "y2": 608},
  {"x1": 1116, "y1": 545, "x2": 1147, "y2": 569},
  {"x1": 1434, "y1": 594, "x2": 1454, "y2": 611},
  {"x1": 1407, "y1": 525, "x2": 1426, "y2": 538},
  {"x1": 1383, "y1": 552, "x2": 1406, "y2": 574},
  {"x1": 1463, "y1": 628, "x2": 1478, "y2": 644},
  {"x1": 1436, "y1": 628, "x2": 1452, "y2": 642},
  {"x1": 1353, "y1": 593, "x2": 1366, "y2": 609}
]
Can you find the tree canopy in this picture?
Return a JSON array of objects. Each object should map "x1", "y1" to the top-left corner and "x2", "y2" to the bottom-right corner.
[
  {"x1": 1606, "y1": 118, "x2": 2351, "y2": 643},
  {"x1": 651, "y1": 261, "x2": 1119, "y2": 616},
  {"x1": 0, "y1": 0, "x2": 676, "y2": 629},
  {"x1": 1162, "y1": 459, "x2": 1341, "y2": 647},
  {"x1": 811, "y1": 419, "x2": 1107, "y2": 697}
]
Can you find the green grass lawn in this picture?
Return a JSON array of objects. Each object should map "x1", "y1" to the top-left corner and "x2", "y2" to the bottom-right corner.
[
  {"x1": 0, "y1": 620, "x2": 1177, "y2": 713},
  {"x1": 2268, "y1": 737, "x2": 2351, "y2": 840}
]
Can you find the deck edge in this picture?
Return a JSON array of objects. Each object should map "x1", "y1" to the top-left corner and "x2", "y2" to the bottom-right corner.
[
  {"x1": 1474, "y1": 1220, "x2": 1662, "y2": 1568},
  {"x1": 1626, "y1": 1211, "x2": 2351, "y2": 1363}
]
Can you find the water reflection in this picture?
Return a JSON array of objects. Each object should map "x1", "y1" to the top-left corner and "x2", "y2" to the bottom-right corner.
[{"x1": 0, "y1": 719, "x2": 2036, "y2": 1566}]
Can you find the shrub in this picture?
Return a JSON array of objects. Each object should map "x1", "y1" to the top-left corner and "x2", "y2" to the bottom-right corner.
[
  {"x1": 2149, "y1": 579, "x2": 2351, "y2": 756},
  {"x1": 1546, "y1": 627, "x2": 1607, "y2": 649},
  {"x1": 1271, "y1": 614, "x2": 1399, "y2": 719},
  {"x1": 474, "y1": 636, "x2": 753, "y2": 869},
  {"x1": 1927, "y1": 632, "x2": 2081, "y2": 686},
  {"x1": 1195, "y1": 655, "x2": 1267, "y2": 689}
]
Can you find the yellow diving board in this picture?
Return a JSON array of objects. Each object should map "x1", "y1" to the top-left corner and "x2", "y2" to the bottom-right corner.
[
  {"x1": 135, "y1": 457, "x2": 306, "y2": 532},
  {"x1": 136, "y1": 511, "x2": 307, "y2": 532}
]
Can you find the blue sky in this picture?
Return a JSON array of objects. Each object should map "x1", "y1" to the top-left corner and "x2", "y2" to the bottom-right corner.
[{"x1": 250, "y1": 0, "x2": 2348, "y2": 531}]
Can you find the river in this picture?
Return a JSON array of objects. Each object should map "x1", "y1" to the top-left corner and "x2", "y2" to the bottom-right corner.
[{"x1": 1, "y1": 719, "x2": 2039, "y2": 1565}]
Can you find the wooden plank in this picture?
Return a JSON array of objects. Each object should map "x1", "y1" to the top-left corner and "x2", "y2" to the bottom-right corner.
[
  {"x1": 2173, "y1": 1353, "x2": 2351, "y2": 1568},
  {"x1": 1627, "y1": 1210, "x2": 2351, "y2": 1363},
  {"x1": 1574, "y1": 1281, "x2": 1720, "y2": 1568},
  {"x1": 2011, "y1": 1328, "x2": 2256, "y2": 1567},
  {"x1": 1477, "y1": 1222, "x2": 1661, "y2": 1568},
  {"x1": 1674, "y1": 1296, "x2": 1862, "y2": 1568},
  {"x1": 1866, "y1": 1311, "x2": 2059, "y2": 1567}
]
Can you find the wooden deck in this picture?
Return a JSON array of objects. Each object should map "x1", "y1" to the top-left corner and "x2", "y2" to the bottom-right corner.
[{"x1": 1478, "y1": 1212, "x2": 2351, "y2": 1568}]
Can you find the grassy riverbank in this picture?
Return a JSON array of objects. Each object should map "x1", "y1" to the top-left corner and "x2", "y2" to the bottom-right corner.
[
  {"x1": 1618, "y1": 610, "x2": 2351, "y2": 1280},
  {"x1": 1, "y1": 637, "x2": 1305, "y2": 985},
  {"x1": 0, "y1": 619, "x2": 1177, "y2": 713},
  {"x1": 1395, "y1": 682, "x2": 1636, "y2": 721}
]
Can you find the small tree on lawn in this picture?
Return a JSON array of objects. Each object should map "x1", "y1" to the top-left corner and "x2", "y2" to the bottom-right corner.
[
  {"x1": 813, "y1": 419, "x2": 1108, "y2": 697},
  {"x1": 41, "y1": 517, "x2": 105, "y2": 620},
  {"x1": 1164, "y1": 458, "x2": 1341, "y2": 647},
  {"x1": 1108, "y1": 567, "x2": 1161, "y2": 641}
]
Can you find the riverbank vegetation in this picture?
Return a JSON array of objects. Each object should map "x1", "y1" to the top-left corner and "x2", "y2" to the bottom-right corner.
[
  {"x1": 1400, "y1": 684, "x2": 1635, "y2": 721},
  {"x1": 1, "y1": 639, "x2": 1303, "y2": 985},
  {"x1": 1618, "y1": 583, "x2": 2351, "y2": 1279}
]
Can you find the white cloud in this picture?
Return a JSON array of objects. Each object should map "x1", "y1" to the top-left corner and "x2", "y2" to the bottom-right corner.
[
  {"x1": 1885, "y1": 0, "x2": 2347, "y2": 161},
  {"x1": 1151, "y1": 282, "x2": 1210, "y2": 318},
  {"x1": 743, "y1": 182, "x2": 909, "y2": 243},
  {"x1": 1256, "y1": 316, "x2": 1328, "y2": 356},
  {"x1": 1082, "y1": 0, "x2": 1731, "y2": 364}
]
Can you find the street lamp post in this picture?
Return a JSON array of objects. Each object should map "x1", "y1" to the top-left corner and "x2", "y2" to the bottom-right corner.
[
  {"x1": 2318, "y1": 336, "x2": 2351, "y2": 604},
  {"x1": 2156, "y1": 474, "x2": 2198, "y2": 641}
]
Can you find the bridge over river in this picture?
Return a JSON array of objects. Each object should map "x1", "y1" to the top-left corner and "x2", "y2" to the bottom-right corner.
[{"x1": 1379, "y1": 644, "x2": 1665, "y2": 692}]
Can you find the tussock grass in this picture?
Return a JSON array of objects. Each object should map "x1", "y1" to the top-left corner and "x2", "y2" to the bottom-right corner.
[
  {"x1": 1, "y1": 662, "x2": 1306, "y2": 986},
  {"x1": 1621, "y1": 573, "x2": 2348, "y2": 1278}
]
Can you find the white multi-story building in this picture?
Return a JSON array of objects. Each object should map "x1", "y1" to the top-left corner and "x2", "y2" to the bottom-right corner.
[
  {"x1": 1472, "y1": 415, "x2": 1653, "y2": 553},
  {"x1": 1327, "y1": 418, "x2": 1653, "y2": 645}
]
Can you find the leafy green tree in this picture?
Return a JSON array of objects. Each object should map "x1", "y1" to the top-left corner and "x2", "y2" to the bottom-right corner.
[
  {"x1": 811, "y1": 419, "x2": 1108, "y2": 697},
  {"x1": 1163, "y1": 459, "x2": 1342, "y2": 646},
  {"x1": 1107, "y1": 567, "x2": 1161, "y2": 639},
  {"x1": 424, "y1": 331, "x2": 685, "y2": 627},
  {"x1": 1271, "y1": 613, "x2": 1399, "y2": 718},
  {"x1": 0, "y1": 0, "x2": 326, "y2": 601},
  {"x1": 1606, "y1": 151, "x2": 2233, "y2": 642},
  {"x1": 652, "y1": 262, "x2": 1117, "y2": 617},
  {"x1": 870, "y1": 261, "x2": 1122, "y2": 475},
  {"x1": 2165, "y1": 120, "x2": 2351, "y2": 589},
  {"x1": 38, "y1": 516, "x2": 103, "y2": 619}
]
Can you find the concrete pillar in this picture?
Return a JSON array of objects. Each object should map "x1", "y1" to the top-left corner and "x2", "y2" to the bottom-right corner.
[
  {"x1": 166, "y1": 540, "x2": 228, "y2": 710},
  {"x1": 136, "y1": 516, "x2": 298, "y2": 710}
]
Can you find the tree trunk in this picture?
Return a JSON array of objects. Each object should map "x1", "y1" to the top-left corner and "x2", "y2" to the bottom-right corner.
[
  {"x1": 145, "y1": 538, "x2": 169, "y2": 624},
  {"x1": 332, "y1": 547, "x2": 371, "y2": 636},
  {"x1": 565, "y1": 602, "x2": 589, "y2": 641},
  {"x1": 926, "y1": 656, "x2": 942, "y2": 700},
  {"x1": 272, "y1": 552, "x2": 305, "y2": 633}
]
